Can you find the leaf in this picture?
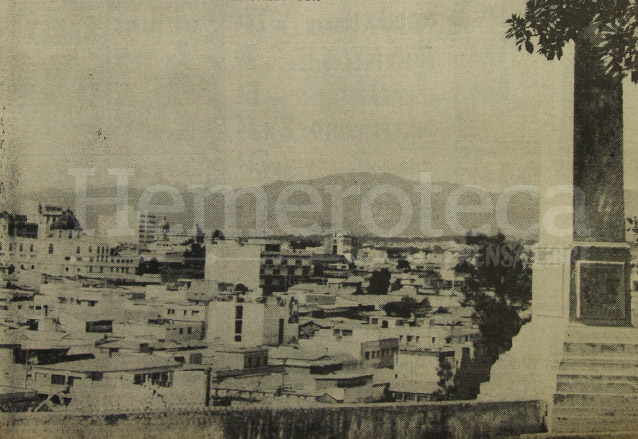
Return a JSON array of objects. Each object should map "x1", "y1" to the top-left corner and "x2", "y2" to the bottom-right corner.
[
  {"x1": 525, "y1": 40, "x2": 534, "y2": 54},
  {"x1": 629, "y1": 217, "x2": 634, "y2": 225}
]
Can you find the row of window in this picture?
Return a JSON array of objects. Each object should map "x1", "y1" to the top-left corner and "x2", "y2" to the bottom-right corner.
[
  {"x1": 398, "y1": 335, "x2": 471, "y2": 344},
  {"x1": 167, "y1": 326, "x2": 195, "y2": 335},
  {"x1": 0, "y1": 242, "x2": 36, "y2": 252},
  {"x1": 364, "y1": 347, "x2": 398, "y2": 360},
  {"x1": 133, "y1": 371, "x2": 173, "y2": 387},
  {"x1": 63, "y1": 266, "x2": 132, "y2": 274},
  {"x1": 166, "y1": 309, "x2": 201, "y2": 316},
  {"x1": 262, "y1": 258, "x2": 308, "y2": 266},
  {"x1": 48, "y1": 244, "x2": 111, "y2": 255}
]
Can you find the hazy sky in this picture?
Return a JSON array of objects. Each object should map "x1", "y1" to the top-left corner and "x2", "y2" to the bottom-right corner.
[{"x1": 7, "y1": 0, "x2": 638, "y2": 193}]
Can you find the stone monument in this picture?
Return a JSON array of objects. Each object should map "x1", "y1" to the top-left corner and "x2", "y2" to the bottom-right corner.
[{"x1": 479, "y1": 26, "x2": 636, "y2": 433}]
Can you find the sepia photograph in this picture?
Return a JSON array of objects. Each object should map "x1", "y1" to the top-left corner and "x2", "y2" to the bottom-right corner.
[{"x1": 1, "y1": 1, "x2": 638, "y2": 438}]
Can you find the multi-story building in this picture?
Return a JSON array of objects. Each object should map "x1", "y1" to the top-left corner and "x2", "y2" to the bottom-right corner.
[
  {"x1": 323, "y1": 234, "x2": 358, "y2": 262},
  {"x1": 138, "y1": 213, "x2": 159, "y2": 246},
  {"x1": 260, "y1": 244, "x2": 314, "y2": 295},
  {"x1": 21, "y1": 202, "x2": 65, "y2": 235},
  {"x1": 1, "y1": 209, "x2": 139, "y2": 284},
  {"x1": 206, "y1": 294, "x2": 299, "y2": 347},
  {"x1": 205, "y1": 239, "x2": 263, "y2": 291},
  {"x1": 96, "y1": 208, "x2": 160, "y2": 248}
]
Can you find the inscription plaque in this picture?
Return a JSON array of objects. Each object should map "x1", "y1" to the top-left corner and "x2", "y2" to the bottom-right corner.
[{"x1": 578, "y1": 262, "x2": 626, "y2": 321}]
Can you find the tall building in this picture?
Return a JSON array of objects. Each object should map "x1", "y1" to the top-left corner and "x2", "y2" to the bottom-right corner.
[
  {"x1": 323, "y1": 234, "x2": 358, "y2": 262},
  {"x1": 97, "y1": 208, "x2": 159, "y2": 247},
  {"x1": 206, "y1": 294, "x2": 299, "y2": 347},
  {"x1": 259, "y1": 244, "x2": 314, "y2": 295},
  {"x1": 138, "y1": 213, "x2": 159, "y2": 246},
  {"x1": 0, "y1": 209, "x2": 139, "y2": 283},
  {"x1": 205, "y1": 239, "x2": 263, "y2": 291},
  {"x1": 21, "y1": 202, "x2": 65, "y2": 235}
]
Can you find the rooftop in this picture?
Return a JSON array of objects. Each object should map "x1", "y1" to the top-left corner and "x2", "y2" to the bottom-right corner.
[{"x1": 34, "y1": 354, "x2": 180, "y2": 373}]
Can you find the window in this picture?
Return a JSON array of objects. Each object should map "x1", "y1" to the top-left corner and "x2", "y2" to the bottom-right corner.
[
  {"x1": 49, "y1": 244, "x2": 54, "y2": 254},
  {"x1": 19, "y1": 243, "x2": 23, "y2": 252},
  {"x1": 235, "y1": 305, "x2": 243, "y2": 319},
  {"x1": 234, "y1": 335, "x2": 242, "y2": 342},
  {"x1": 51, "y1": 374, "x2": 66, "y2": 385},
  {"x1": 179, "y1": 328, "x2": 183, "y2": 334},
  {"x1": 235, "y1": 320, "x2": 243, "y2": 334},
  {"x1": 30, "y1": 244, "x2": 34, "y2": 252},
  {"x1": 88, "y1": 246, "x2": 92, "y2": 253},
  {"x1": 445, "y1": 337, "x2": 452, "y2": 344},
  {"x1": 187, "y1": 327, "x2": 192, "y2": 335},
  {"x1": 365, "y1": 352, "x2": 370, "y2": 360}
]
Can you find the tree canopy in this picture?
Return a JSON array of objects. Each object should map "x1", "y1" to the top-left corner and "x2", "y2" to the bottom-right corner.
[{"x1": 506, "y1": 0, "x2": 638, "y2": 81}]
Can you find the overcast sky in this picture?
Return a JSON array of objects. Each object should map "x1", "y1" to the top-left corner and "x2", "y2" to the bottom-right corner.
[{"x1": 7, "y1": 0, "x2": 638, "y2": 194}]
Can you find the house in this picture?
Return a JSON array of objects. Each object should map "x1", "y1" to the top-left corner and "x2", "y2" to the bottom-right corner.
[
  {"x1": 30, "y1": 353, "x2": 207, "y2": 411},
  {"x1": 388, "y1": 379, "x2": 440, "y2": 402},
  {"x1": 314, "y1": 371, "x2": 387, "y2": 403}
]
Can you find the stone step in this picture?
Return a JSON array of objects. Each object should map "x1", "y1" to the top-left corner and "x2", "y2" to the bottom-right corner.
[
  {"x1": 553, "y1": 405, "x2": 638, "y2": 418},
  {"x1": 559, "y1": 355, "x2": 638, "y2": 371},
  {"x1": 553, "y1": 392, "x2": 638, "y2": 408},
  {"x1": 556, "y1": 379, "x2": 638, "y2": 394},
  {"x1": 564, "y1": 341, "x2": 638, "y2": 355},
  {"x1": 552, "y1": 415, "x2": 638, "y2": 433},
  {"x1": 521, "y1": 432, "x2": 638, "y2": 439},
  {"x1": 558, "y1": 371, "x2": 638, "y2": 381},
  {"x1": 565, "y1": 326, "x2": 638, "y2": 342}
]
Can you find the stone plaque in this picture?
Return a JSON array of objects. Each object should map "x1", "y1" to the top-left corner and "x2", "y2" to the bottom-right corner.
[{"x1": 578, "y1": 262, "x2": 626, "y2": 321}]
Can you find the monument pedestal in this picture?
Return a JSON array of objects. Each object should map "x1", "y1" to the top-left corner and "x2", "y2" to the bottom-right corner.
[
  {"x1": 570, "y1": 242, "x2": 631, "y2": 327},
  {"x1": 479, "y1": 242, "x2": 635, "y2": 432}
]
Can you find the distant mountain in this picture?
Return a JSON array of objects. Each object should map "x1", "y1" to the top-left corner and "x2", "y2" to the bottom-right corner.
[{"x1": 20, "y1": 172, "x2": 638, "y2": 240}]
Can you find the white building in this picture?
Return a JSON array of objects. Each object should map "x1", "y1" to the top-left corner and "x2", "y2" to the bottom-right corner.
[
  {"x1": 205, "y1": 239, "x2": 263, "y2": 291},
  {"x1": 206, "y1": 295, "x2": 298, "y2": 347}
]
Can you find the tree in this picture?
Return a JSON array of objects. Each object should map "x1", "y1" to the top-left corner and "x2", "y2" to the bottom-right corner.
[
  {"x1": 506, "y1": 1, "x2": 638, "y2": 82},
  {"x1": 211, "y1": 229, "x2": 225, "y2": 241},
  {"x1": 367, "y1": 268, "x2": 391, "y2": 295},
  {"x1": 382, "y1": 296, "x2": 428, "y2": 318},
  {"x1": 435, "y1": 356, "x2": 455, "y2": 400},
  {"x1": 396, "y1": 259, "x2": 411, "y2": 271},
  {"x1": 465, "y1": 233, "x2": 531, "y2": 357},
  {"x1": 390, "y1": 278, "x2": 402, "y2": 292},
  {"x1": 451, "y1": 233, "x2": 532, "y2": 399}
]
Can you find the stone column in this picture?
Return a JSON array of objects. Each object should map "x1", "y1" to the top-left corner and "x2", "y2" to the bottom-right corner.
[{"x1": 570, "y1": 26, "x2": 631, "y2": 326}]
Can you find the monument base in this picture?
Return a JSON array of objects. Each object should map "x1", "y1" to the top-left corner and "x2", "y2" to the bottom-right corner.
[
  {"x1": 478, "y1": 316, "x2": 567, "y2": 403},
  {"x1": 570, "y1": 242, "x2": 631, "y2": 327},
  {"x1": 479, "y1": 242, "x2": 637, "y2": 432}
]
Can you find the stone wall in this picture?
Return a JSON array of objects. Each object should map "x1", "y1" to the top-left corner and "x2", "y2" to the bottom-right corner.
[{"x1": 0, "y1": 400, "x2": 546, "y2": 439}]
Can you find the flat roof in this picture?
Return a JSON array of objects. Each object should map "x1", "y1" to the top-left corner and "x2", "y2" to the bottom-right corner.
[
  {"x1": 314, "y1": 372, "x2": 374, "y2": 381},
  {"x1": 34, "y1": 354, "x2": 180, "y2": 373}
]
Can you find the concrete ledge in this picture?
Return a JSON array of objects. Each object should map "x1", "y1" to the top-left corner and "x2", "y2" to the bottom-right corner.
[{"x1": 0, "y1": 399, "x2": 547, "y2": 439}]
